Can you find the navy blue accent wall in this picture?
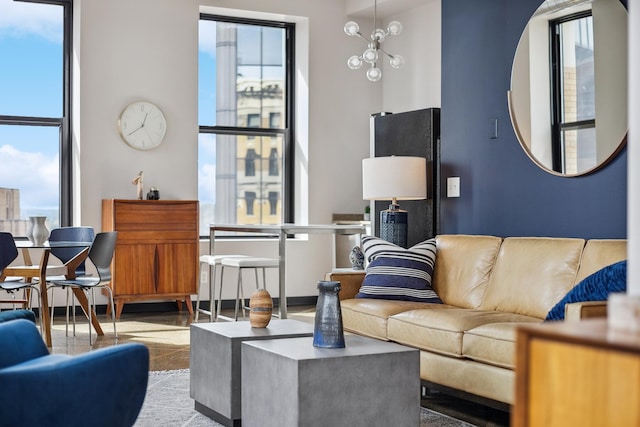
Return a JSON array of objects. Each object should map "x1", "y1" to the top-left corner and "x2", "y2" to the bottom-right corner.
[{"x1": 440, "y1": 0, "x2": 627, "y2": 239}]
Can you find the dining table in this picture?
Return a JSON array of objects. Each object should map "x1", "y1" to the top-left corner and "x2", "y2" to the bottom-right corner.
[
  {"x1": 209, "y1": 223, "x2": 367, "y2": 319},
  {"x1": 4, "y1": 240, "x2": 104, "y2": 347}
]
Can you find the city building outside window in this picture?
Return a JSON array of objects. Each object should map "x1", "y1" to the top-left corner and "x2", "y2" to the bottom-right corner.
[{"x1": 198, "y1": 14, "x2": 294, "y2": 235}]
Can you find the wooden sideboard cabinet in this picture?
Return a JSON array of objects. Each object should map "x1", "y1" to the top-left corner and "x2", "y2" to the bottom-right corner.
[
  {"x1": 102, "y1": 199, "x2": 199, "y2": 319},
  {"x1": 513, "y1": 319, "x2": 640, "y2": 427}
]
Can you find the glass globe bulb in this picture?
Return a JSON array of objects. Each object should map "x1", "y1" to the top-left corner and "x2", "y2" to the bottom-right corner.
[
  {"x1": 372, "y1": 28, "x2": 386, "y2": 42},
  {"x1": 387, "y1": 21, "x2": 403, "y2": 36},
  {"x1": 344, "y1": 21, "x2": 360, "y2": 36},
  {"x1": 366, "y1": 67, "x2": 382, "y2": 82},
  {"x1": 363, "y1": 48, "x2": 379, "y2": 64},
  {"x1": 347, "y1": 55, "x2": 363, "y2": 70},
  {"x1": 389, "y1": 54, "x2": 405, "y2": 69}
]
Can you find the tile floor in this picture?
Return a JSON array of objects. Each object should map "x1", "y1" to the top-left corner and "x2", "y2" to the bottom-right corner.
[{"x1": 46, "y1": 305, "x2": 509, "y2": 427}]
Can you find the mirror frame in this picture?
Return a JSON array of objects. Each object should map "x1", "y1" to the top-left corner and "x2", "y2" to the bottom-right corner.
[{"x1": 508, "y1": 0, "x2": 628, "y2": 177}]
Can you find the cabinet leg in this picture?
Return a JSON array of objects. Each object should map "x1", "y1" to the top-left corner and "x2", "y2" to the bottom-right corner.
[
  {"x1": 185, "y1": 296, "x2": 193, "y2": 316},
  {"x1": 115, "y1": 301, "x2": 125, "y2": 320}
]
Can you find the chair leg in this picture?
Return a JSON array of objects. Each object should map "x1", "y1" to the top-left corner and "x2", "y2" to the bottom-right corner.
[
  {"x1": 195, "y1": 261, "x2": 205, "y2": 322},
  {"x1": 234, "y1": 268, "x2": 242, "y2": 321},
  {"x1": 217, "y1": 266, "x2": 225, "y2": 321},
  {"x1": 210, "y1": 264, "x2": 217, "y2": 322},
  {"x1": 102, "y1": 285, "x2": 118, "y2": 340}
]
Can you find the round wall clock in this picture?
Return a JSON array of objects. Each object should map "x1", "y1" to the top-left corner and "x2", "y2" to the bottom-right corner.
[{"x1": 118, "y1": 101, "x2": 167, "y2": 150}]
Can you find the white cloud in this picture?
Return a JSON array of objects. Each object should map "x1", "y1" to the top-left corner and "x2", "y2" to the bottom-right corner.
[
  {"x1": 198, "y1": 20, "x2": 217, "y2": 58},
  {"x1": 197, "y1": 134, "x2": 216, "y2": 203},
  {"x1": 0, "y1": 0, "x2": 62, "y2": 43},
  {"x1": 0, "y1": 144, "x2": 59, "y2": 209}
]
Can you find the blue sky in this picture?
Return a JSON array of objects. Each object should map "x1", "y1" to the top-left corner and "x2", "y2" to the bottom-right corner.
[{"x1": 0, "y1": 0, "x2": 62, "y2": 213}]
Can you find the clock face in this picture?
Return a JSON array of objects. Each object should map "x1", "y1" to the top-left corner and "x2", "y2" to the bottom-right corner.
[{"x1": 118, "y1": 101, "x2": 167, "y2": 150}]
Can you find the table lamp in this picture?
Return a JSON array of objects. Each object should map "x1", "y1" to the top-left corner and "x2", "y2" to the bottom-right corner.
[{"x1": 362, "y1": 156, "x2": 427, "y2": 247}]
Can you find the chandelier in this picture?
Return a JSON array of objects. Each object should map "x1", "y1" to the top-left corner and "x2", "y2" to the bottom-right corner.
[{"x1": 344, "y1": 0, "x2": 405, "y2": 82}]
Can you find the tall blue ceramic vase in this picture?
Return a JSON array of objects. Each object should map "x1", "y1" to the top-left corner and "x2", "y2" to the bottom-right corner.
[{"x1": 313, "y1": 280, "x2": 345, "y2": 348}]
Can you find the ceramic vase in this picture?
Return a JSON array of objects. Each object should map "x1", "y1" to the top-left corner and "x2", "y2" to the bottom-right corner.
[
  {"x1": 349, "y1": 245, "x2": 365, "y2": 270},
  {"x1": 25, "y1": 217, "x2": 35, "y2": 244},
  {"x1": 313, "y1": 280, "x2": 345, "y2": 348},
  {"x1": 249, "y1": 289, "x2": 273, "y2": 328},
  {"x1": 29, "y1": 216, "x2": 50, "y2": 246}
]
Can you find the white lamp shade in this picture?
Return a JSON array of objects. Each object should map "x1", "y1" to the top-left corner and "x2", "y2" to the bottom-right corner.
[{"x1": 362, "y1": 156, "x2": 427, "y2": 201}]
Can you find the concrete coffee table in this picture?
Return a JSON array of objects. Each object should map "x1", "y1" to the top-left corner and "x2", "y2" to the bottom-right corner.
[
  {"x1": 190, "y1": 319, "x2": 314, "y2": 427},
  {"x1": 241, "y1": 334, "x2": 420, "y2": 427}
]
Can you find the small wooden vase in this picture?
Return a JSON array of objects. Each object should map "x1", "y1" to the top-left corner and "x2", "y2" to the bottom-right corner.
[{"x1": 249, "y1": 289, "x2": 273, "y2": 328}]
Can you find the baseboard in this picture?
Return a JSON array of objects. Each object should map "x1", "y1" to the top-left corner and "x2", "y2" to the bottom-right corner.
[{"x1": 42, "y1": 295, "x2": 318, "y2": 317}]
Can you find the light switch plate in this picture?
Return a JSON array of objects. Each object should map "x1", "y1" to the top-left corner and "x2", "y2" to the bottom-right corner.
[{"x1": 447, "y1": 177, "x2": 460, "y2": 198}]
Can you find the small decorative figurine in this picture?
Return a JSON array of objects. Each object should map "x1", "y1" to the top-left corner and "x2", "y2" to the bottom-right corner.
[
  {"x1": 349, "y1": 245, "x2": 365, "y2": 270},
  {"x1": 132, "y1": 171, "x2": 144, "y2": 200}
]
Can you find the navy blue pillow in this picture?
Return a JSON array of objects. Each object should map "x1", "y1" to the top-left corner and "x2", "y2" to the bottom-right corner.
[
  {"x1": 545, "y1": 260, "x2": 627, "y2": 321},
  {"x1": 356, "y1": 236, "x2": 442, "y2": 303}
]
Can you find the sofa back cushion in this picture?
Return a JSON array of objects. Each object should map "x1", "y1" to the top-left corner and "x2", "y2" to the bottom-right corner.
[
  {"x1": 573, "y1": 239, "x2": 627, "y2": 285},
  {"x1": 480, "y1": 237, "x2": 585, "y2": 319},
  {"x1": 433, "y1": 235, "x2": 502, "y2": 308}
]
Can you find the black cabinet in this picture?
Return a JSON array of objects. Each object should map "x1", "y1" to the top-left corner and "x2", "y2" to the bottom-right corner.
[{"x1": 371, "y1": 108, "x2": 441, "y2": 248}]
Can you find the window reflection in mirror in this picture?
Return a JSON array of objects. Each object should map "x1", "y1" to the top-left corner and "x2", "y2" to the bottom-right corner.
[
  {"x1": 509, "y1": 0, "x2": 627, "y2": 177},
  {"x1": 551, "y1": 12, "x2": 596, "y2": 174}
]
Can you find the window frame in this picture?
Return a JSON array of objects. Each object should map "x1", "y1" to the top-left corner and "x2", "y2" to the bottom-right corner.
[
  {"x1": 198, "y1": 13, "x2": 295, "y2": 236},
  {"x1": 549, "y1": 10, "x2": 595, "y2": 174},
  {"x1": 0, "y1": 0, "x2": 73, "y2": 227}
]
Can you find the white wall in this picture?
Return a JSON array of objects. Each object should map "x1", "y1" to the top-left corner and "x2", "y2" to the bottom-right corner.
[
  {"x1": 71, "y1": 0, "x2": 440, "y2": 304},
  {"x1": 380, "y1": 0, "x2": 441, "y2": 112}
]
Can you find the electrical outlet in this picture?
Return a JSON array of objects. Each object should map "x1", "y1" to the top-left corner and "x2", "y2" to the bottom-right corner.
[
  {"x1": 200, "y1": 270, "x2": 208, "y2": 284},
  {"x1": 447, "y1": 177, "x2": 460, "y2": 198}
]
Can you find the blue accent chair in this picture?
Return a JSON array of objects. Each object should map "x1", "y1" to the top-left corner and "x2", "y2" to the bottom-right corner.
[
  {"x1": 0, "y1": 309, "x2": 36, "y2": 323},
  {"x1": 0, "y1": 319, "x2": 149, "y2": 427}
]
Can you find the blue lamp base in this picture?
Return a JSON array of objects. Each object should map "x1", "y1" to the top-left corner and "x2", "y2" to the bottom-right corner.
[{"x1": 380, "y1": 206, "x2": 408, "y2": 248}]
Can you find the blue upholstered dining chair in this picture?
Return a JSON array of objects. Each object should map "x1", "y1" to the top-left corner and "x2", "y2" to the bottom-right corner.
[
  {"x1": 0, "y1": 232, "x2": 42, "y2": 311},
  {"x1": 0, "y1": 318, "x2": 149, "y2": 427},
  {"x1": 48, "y1": 231, "x2": 118, "y2": 345}
]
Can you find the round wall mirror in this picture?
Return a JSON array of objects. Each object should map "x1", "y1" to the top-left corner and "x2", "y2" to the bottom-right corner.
[{"x1": 508, "y1": 0, "x2": 627, "y2": 177}]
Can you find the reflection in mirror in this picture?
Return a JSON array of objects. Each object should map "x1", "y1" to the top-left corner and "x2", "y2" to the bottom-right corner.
[{"x1": 509, "y1": 0, "x2": 627, "y2": 176}]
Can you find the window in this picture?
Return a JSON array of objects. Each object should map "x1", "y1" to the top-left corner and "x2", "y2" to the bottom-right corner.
[
  {"x1": 245, "y1": 191, "x2": 256, "y2": 216},
  {"x1": 550, "y1": 11, "x2": 596, "y2": 174},
  {"x1": 0, "y1": 0, "x2": 72, "y2": 237},
  {"x1": 245, "y1": 148, "x2": 257, "y2": 177},
  {"x1": 198, "y1": 14, "x2": 294, "y2": 235}
]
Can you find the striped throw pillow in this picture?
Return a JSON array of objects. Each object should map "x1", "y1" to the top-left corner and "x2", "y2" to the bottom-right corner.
[{"x1": 356, "y1": 236, "x2": 442, "y2": 303}]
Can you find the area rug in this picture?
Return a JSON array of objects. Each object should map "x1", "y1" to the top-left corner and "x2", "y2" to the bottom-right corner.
[{"x1": 134, "y1": 369, "x2": 472, "y2": 426}]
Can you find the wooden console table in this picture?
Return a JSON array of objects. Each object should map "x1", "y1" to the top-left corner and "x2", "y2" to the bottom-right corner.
[
  {"x1": 513, "y1": 318, "x2": 640, "y2": 426},
  {"x1": 102, "y1": 199, "x2": 198, "y2": 318}
]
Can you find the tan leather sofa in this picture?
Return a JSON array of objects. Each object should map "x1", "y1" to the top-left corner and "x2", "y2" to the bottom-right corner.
[{"x1": 332, "y1": 235, "x2": 627, "y2": 407}]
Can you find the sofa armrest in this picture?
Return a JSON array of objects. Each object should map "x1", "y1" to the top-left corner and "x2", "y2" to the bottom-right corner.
[
  {"x1": 564, "y1": 301, "x2": 608, "y2": 322},
  {"x1": 325, "y1": 270, "x2": 366, "y2": 300}
]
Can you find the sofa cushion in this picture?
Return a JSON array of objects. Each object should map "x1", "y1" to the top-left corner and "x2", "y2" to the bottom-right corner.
[
  {"x1": 387, "y1": 308, "x2": 537, "y2": 358},
  {"x1": 480, "y1": 237, "x2": 585, "y2": 319},
  {"x1": 545, "y1": 260, "x2": 627, "y2": 321},
  {"x1": 573, "y1": 239, "x2": 627, "y2": 284},
  {"x1": 356, "y1": 237, "x2": 441, "y2": 303},
  {"x1": 341, "y1": 298, "x2": 448, "y2": 340},
  {"x1": 432, "y1": 235, "x2": 502, "y2": 309},
  {"x1": 463, "y1": 321, "x2": 538, "y2": 369}
]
